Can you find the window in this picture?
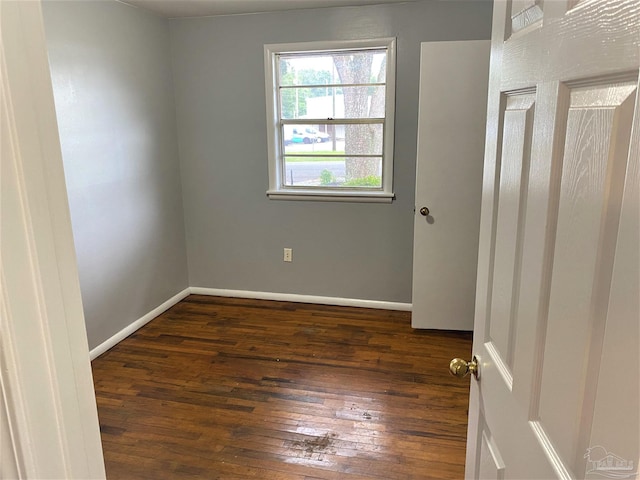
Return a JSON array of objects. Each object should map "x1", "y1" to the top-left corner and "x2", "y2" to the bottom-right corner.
[{"x1": 264, "y1": 38, "x2": 396, "y2": 202}]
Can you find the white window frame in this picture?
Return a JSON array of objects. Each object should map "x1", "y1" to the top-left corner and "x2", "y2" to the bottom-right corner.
[{"x1": 264, "y1": 38, "x2": 396, "y2": 203}]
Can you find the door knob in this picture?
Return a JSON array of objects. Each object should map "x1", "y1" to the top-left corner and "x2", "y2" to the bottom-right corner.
[
  {"x1": 449, "y1": 355, "x2": 479, "y2": 380},
  {"x1": 419, "y1": 206, "x2": 430, "y2": 216}
]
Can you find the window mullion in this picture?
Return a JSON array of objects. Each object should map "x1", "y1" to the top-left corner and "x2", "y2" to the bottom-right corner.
[
  {"x1": 281, "y1": 119, "x2": 385, "y2": 125},
  {"x1": 279, "y1": 82, "x2": 385, "y2": 89},
  {"x1": 284, "y1": 154, "x2": 382, "y2": 158}
]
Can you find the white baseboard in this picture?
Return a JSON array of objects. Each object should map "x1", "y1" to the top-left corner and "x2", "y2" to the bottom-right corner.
[
  {"x1": 189, "y1": 287, "x2": 412, "y2": 311},
  {"x1": 89, "y1": 287, "x2": 190, "y2": 360},
  {"x1": 89, "y1": 287, "x2": 410, "y2": 360}
]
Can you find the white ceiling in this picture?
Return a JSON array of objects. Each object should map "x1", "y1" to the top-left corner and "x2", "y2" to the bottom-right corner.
[{"x1": 120, "y1": 0, "x2": 421, "y2": 18}]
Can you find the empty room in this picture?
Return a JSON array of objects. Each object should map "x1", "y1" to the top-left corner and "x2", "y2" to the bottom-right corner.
[{"x1": 2, "y1": 0, "x2": 638, "y2": 479}]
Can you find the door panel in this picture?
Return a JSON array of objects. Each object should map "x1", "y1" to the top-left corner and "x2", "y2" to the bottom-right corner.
[
  {"x1": 466, "y1": 1, "x2": 640, "y2": 478},
  {"x1": 478, "y1": 428, "x2": 505, "y2": 480},
  {"x1": 537, "y1": 81, "x2": 636, "y2": 472},
  {"x1": 510, "y1": 0, "x2": 543, "y2": 34},
  {"x1": 488, "y1": 93, "x2": 535, "y2": 374},
  {"x1": 586, "y1": 98, "x2": 639, "y2": 474}
]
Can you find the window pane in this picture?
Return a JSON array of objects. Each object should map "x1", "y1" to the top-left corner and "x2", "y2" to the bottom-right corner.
[
  {"x1": 331, "y1": 50, "x2": 387, "y2": 84},
  {"x1": 278, "y1": 49, "x2": 386, "y2": 87},
  {"x1": 342, "y1": 123, "x2": 383, "y2": 155},
  {"x1": 283, "y1": 156, "x2": 382, "y2": 188},
  {"x1": 283, "y1": 125, "x2": 338, "y2": 153},
  {"x1": 282, "y1": 123, "x2": 382, "y2": 155},
  {"x1": 279, "y1": 55, "x2": 335, "y2": 87},
  {"x1": 280, "y1": 86, "x2": 386, "y2": 120}
]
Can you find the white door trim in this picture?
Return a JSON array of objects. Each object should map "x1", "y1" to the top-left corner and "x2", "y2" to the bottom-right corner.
[{"x1": 0, "y1": 1, "x2": 105, "y2": 478}]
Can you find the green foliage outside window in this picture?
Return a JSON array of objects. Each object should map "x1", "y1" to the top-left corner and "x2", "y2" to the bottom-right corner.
[{"x1": 279, "y1": 62, "x2": 335, "y2": 119}]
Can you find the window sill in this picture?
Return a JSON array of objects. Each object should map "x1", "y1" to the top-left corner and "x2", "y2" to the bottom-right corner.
[{"x1": 266, "y1": 189, "x2": 395, "y2": 203}]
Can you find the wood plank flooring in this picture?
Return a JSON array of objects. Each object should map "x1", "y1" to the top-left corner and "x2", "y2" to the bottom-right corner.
[{"x1": 92, "y1": 295, "x2": 473, "y2": 479}]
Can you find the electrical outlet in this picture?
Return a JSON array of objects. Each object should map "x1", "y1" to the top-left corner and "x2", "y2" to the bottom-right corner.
[{"x1": 283, "y1": 248, "x2": 292, "y2": 262}]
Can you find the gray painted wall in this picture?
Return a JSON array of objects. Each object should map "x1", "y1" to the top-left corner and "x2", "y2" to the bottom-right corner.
[
  {"x1": 169, "y1": 1, "x2": 493, "y2": 302},
  {"x1": 42, "y1": 1, "x2": 189, "y2": 349}
]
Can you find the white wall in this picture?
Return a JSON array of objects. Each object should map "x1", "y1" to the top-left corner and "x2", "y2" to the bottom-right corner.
[
  {"x1": 169, "y1": 1, "x2": 493, "y2": 302},
  {"x1": 42, "y1": 0, "x2": 189, "y2": 349}
]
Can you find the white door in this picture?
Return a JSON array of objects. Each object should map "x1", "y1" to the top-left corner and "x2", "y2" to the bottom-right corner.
[
  {"x1": 463, "y1": 1, "x2": 640, "y2": 478},
  {"x1": 412, "y1": 40, "x2": 490, "y2": 330}
]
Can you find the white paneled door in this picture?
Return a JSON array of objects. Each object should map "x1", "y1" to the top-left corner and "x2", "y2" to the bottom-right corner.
[
  {"x1": 463, "y1": 1, "x2": 639, "y2": 479},
  {"x1": 412, "y1": 40, "x2": 490, "y2": 330}
]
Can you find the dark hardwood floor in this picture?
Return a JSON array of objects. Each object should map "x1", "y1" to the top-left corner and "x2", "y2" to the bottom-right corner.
[{"x1": 92, "y1": 295, "x2": 473, "y2": 479}]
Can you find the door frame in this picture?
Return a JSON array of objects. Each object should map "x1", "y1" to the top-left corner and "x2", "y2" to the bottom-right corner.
[{"x1": 1, "y1": 1, "x2": 105, "y2": 478}]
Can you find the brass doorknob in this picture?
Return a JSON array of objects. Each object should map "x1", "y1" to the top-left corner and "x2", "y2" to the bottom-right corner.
[
  {"x1": 419, "y1": 206, "x2": 430, "y2": 216},
  {"x1": 449, "y1": 355, "x2": 479, "y2": 380}
]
